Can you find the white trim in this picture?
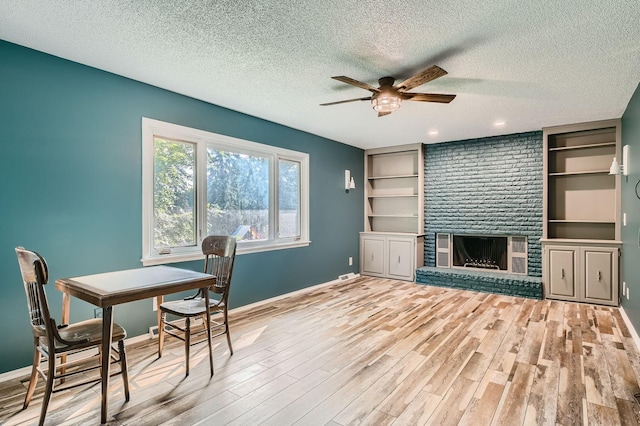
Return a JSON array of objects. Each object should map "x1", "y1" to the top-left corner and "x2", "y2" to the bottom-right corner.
[
  {"x1": 231, "y1": 274, "x2": 360, "y2": 315},
  {"x1": 0, "y1": 333, "x2": 152, "y2": 382},
  {"x1": 0, "y1": 364, "x2": 31, "y2": 382},
  {"x1": 0, "y1": 274, "x2": 360, "y2": 382},
  {"x1": 141, "y1": 239, "x2": 311, "y2": 266},
  {"x1": 619, "y1": 307, "x2": 640, "y2": 351},
  {"x1": 141, "y1": 117, "x2": 310, "y2": 266}
]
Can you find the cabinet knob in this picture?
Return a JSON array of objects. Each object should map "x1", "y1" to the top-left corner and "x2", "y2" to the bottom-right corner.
[
  {"x1": 598, "y1": 271, "x2": 602, "y2": 281},
  {"x1": 561, "y1": 268, "x2": 565, "y2": 279}
]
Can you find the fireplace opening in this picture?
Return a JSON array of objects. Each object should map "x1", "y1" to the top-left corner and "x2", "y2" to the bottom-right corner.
[{"x1": 452, "y1": 235, "x2": 508, "y2": 271}]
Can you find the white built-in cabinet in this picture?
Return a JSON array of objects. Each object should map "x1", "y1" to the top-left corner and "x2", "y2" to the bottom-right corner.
[
  {"x1": 545, "y1": 244, "x2": 618, "y2": 305},
  {"x1": 542, "y1": 119, "x2": 621, "y2": 306},
  {"x1": 361, "y1": 234, "x2": 386, "y2": 276},
  {"x1": 360, "y1": 144, "x2": 424, "y2": 281},
  {"x1": 360, "y1": 233, "x2": 424, "y2": 281}
]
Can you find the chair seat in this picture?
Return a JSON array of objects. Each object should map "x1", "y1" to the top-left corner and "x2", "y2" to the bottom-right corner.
[
  {"x1": 42, "y1": 319, "x2": 127, "y2": 352},
  {"x1": 160, "y1": 297, "x2": 223, "y2": 317}
]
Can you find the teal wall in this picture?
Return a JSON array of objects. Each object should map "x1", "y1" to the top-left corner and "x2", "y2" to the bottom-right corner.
[
  {"x1": 621, "y1": 83, "x2": 640, "y2": 330},
  {"x1": 0, "y1": 40, "x2": 363, "y2": 373}
]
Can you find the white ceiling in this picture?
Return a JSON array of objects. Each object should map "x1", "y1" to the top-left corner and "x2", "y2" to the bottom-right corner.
[{"x1": 1, "y1": 0, "x2": 639, "y2": 149}]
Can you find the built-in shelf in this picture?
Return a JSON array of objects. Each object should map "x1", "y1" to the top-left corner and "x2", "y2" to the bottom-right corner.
[
  {"x1": 368, "y1": 194, "x2": 419, "y2": 199},
  {"x1": 548, "y1": 170, "x2": 610, "y2": 176},
  {"x1": 368, "y1": 214, "x2": 419, "y2": 218},
  {"x1": 362, "y1": 145, "x2": 425, "y2": 280},
  {"x1": 364, "y1": 144, "x2": 423, "y2": 235},
  {"x1": 542, "y1": 119, "x2": 621, "y2": 306},
  {"x1": 548, "y1": 219, "x2": 614, "y2": 224},
  {"x1": 541, "y1": 238, "x2": 623, "y2": 244},
  {"x1": 548, "y1": 142, "x2": 616, "y2": 152},
  {"x1": 368, "y1": 174, "x2": 419, "y2": 180}
]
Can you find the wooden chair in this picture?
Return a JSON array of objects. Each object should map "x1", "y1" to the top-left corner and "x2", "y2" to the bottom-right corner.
[
  {"x1": 15, "y1": 247, "x2": 130, "y2": 426},
  {"x1": 158, "y1": 236, "x2": 237, "y2": 376}
]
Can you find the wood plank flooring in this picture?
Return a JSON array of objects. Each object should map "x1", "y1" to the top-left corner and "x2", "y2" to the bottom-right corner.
[{"x1": 2, "y1": 276, "x2": 640, "y2": 425}]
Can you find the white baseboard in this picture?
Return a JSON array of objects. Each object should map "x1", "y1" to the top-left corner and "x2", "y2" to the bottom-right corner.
[
  {"x1": 230, "y1": 273, "x2": 360, "y2": 316},
  {"x1": 0, "y1": 273, "x2": 360, "y2": 383},
  {"x1": 0, "y1": 364, "x2": 34, "y2": 382},
  {"x1": 619, "y1": 306, "x2": 640, "y2": 350}
]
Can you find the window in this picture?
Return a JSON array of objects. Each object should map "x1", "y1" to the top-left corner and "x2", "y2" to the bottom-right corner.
[{"x1": 142, "y1": 118, "x2": 309, "y2": 265}]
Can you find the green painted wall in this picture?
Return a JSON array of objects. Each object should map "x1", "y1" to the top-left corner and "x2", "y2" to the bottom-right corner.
[
  {"x1": 0, "y1": 40, "x2": 363, "y2": 373},
  {"x1": 621, "y1": 83, "x2": 640, "y2": 330}
]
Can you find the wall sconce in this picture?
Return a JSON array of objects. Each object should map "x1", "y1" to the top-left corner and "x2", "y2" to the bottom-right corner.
[
  {"x1": 609, "y1": 145, "x2": 629, "y2": 176},
  {"x1": 345, "y1": 170, "x2": 356, "y2": 190}
]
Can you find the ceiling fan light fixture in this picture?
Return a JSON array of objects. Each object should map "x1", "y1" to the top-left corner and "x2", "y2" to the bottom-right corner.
[
  {"x1": 323, "y1": 65, "x2": 454, "y2": 116},
  {"x1": 371, "y1": 94, "x2": 401, "y2": 113}
]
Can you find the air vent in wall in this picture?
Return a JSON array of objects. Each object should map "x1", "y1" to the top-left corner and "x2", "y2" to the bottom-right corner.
[
  {"x1": 508, "y1": 236, "x2": 527, "y2": 275},
  {"x1": 437, "y1": 234, "x2": 450, "y2": 249},
  {"x1": 512, "y1": 236, "x2": 526, "y2": 253},
  {"x1": 512, "y1": 257, "x2": 527, "y2": 274},
  {"x1": 436, "y1": 233, "x2": 450, "y2": 268}
]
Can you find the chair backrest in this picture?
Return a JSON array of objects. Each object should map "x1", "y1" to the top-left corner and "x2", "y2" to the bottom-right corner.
[
  {"x1": 202, "y1": 236, "x2": 237, "y2": 298},
  {"x1": 15, "y1": 247, "x2": 55, "y2": 340}
]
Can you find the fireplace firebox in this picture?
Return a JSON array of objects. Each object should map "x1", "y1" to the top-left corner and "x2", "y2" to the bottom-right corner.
[
  {"x1": 453, "y1": 235, "x2": 508, "y2": 271},
  {"x1": 436, "y1": 233, "x2": 528, "y2": 275}
]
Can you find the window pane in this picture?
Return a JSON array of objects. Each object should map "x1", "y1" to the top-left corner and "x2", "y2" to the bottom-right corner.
[
  {"x1": 279, "y1": 159, "x2": 300, "y2": 238},
  {"x1": 207, "y1": 148, "x2": 269, "y2": 241},
  {"x1": 153, "y1": 138, "x2": 196, "y2": 248}
]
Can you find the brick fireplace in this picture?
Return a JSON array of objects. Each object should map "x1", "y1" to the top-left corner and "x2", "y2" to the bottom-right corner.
[{"x1": 417, "y1": 131, "x2": 544, "y2": 298}]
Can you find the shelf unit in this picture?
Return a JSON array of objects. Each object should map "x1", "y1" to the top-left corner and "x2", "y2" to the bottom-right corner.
[
  {"x1": 542, "y1": 119, "x2": 621, "y2": 305},
  {"x1": 364, "y1": 144, "x2": 424, "y2": 234},
  {"x1": 544, "y1": 121, "x2": 619, "y2": 241},
  {"x1": 361, "y1": 144, "x2": 424, "y2": 281}
]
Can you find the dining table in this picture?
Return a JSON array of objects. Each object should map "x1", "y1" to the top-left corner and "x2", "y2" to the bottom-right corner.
[{"x1": 55, "y1": 265, "x2": 216, "y2": 424}]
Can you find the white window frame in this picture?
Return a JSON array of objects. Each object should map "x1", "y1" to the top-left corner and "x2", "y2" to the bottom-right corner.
[{"x1": 142, "y1": 117, "x2": 310, "y2": 266}]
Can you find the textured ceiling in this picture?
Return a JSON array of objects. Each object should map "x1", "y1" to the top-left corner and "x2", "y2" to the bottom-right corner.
[{"x1": 1, "y1": 0, "x2": 639, "y2": 149}]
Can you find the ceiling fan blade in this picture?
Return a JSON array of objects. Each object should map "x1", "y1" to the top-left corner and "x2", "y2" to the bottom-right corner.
[
  {"x1": 320, "y1": 97, "x2": 372, "y2": 106},
  {"x1": 402, "y1": 93, "x2": 456, "y2": 103},
  {"x1": 332, "y1": 76, "x2": 380, "y2": 93},
  {"x1": 397, "y1": 65, "x2": 448, "y2": 91},
  {"x1": 378, "y1": 111, "x2": 392, "y2": 117}
]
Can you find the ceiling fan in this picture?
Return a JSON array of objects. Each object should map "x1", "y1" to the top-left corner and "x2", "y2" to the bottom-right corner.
[{"x1": 320, "y1": 65, "x2": 456, "y2": 117}]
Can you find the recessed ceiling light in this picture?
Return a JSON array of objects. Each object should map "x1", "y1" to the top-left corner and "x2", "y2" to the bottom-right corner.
[
  {"x1": 494, "y1": 121, "x2": 506, "y2": 127},
  {"x1": 428, "y1": 130, "x2": 439, "y2": 136}
]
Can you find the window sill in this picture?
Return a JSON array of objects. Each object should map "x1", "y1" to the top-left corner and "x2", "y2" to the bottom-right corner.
[{"x1": 141, "y1": 240, "x2": 311, "y2": 266}]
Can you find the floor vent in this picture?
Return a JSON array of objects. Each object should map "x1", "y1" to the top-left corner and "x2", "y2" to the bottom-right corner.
[
  {"x1": 149, "y1": 326, "x2": 159, "y2": 339},
  {"x1": 339, "y1": 273, "x2": 357, "y2": 281}
]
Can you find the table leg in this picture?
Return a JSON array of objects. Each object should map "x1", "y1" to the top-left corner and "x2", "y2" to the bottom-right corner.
[
  {"x1": 101, "y1": 306, "x2": 114, "y2": 424},
  {"x1": 156, "y1": 295, "x2": 163, "y2": 331},
  {"x1": 203, "y1": 288, "x2": 214, "y2": 376},
  {"x1": 61, "y1": 292, "x2": 70, "y2": 324},
  {"x1": 156, "y1": 295, "x2": 164, "y2": 356},
  {"x1": 60, "y1": 293, "x2": 71, "y2": 381}
]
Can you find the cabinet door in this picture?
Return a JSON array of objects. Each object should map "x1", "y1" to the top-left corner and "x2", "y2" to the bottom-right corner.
[
  {"x1": 546, "y1": 247, "x2": 578, "y2": 301},
  {"x1": 361, "y1": 236, "x2": 385, "y2": 276},
  {"x1": 582, "y1": 247, "x2": 617, "y2": 305},
  {"x1": 387, "y1": 238, "x2": 414, "y2": 280}
]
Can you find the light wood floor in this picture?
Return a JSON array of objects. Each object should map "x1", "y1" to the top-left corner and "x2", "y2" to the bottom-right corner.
[{"x1": 2, "y1": 276, "x2": 640, "y2": 425}]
